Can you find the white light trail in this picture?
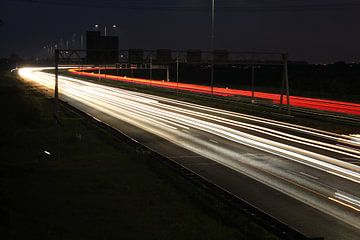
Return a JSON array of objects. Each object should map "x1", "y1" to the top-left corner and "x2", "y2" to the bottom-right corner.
[{"x1": 18, "y1": 67, "x2": 360, "y2": 225}]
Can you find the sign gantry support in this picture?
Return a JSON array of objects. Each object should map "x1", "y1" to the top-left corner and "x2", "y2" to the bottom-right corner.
[{"x1": 279, "y1": 53, "x2": 291, "y2": 114}]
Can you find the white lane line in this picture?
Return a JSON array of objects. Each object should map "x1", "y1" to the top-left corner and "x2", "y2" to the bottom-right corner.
[
  {"x1": 299, "y1": 171, "x2": 319, "y2": 180},
  {"x1": 185, "y1": 162, "x2": 219, "y2": 166},
  {"x1": 209, "y1": 139, "x2": 219, "y2": 144},
  {"x1": 169, "y1": 155, "x2": 202, "y2": 159}
]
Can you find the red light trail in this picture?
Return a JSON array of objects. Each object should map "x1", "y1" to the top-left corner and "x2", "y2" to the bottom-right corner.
[{"x1": 69, "y1": 68, "x2": 360, "y2": 116}]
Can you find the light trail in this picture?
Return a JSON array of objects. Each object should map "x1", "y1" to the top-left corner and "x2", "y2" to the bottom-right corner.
[
  {"x1": 329, "y1": 197, "x2": 360, "y2": 212},
  {"x1": 68, "y1": 68, "x2": 360, "y2": 148},
  {"x1": 69, "y1": 67, "x2": 360, "y2": 115},
  {"x1": 335, "y1": 192, "x2": 360, "y2": 208},
  {"x1": 19, "y1": 67, "x2": 360, "y2": 230}
]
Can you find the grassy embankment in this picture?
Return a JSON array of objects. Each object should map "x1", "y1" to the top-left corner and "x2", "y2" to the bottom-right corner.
[
  {"x1": 0, "y1": 71, "x2": 279, "y2": 240},
  {"x1": 59, "y1": 69, "x2": 360, "y2": 134}
]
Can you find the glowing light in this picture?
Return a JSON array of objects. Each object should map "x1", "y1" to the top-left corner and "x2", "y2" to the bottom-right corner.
[
  {"x1": 18, "y1": 67, "x2": 360, "y2": 224},
  {"x1": 69, "y1": 67, "x2": 360, "y2": 115},
  {"x1": 328, "y1": 197, "x2": 360, "y2": 212}
]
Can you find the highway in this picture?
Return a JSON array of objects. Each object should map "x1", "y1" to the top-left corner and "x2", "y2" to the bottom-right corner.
[
  {"x1": 69, "y1": 67, "x2": 360, "y2": 115},
  {"x1": 19, "y1": 67, "x2": 360, "y2": 240}
]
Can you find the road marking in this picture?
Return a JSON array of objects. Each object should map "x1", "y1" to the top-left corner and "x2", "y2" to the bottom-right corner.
[
  {"x1": 209, "y1": 139, "x2": 219, "y2": 144},
  {"x1": 169, "y1": 155, "x2": 201, "y2": 159},
  {"x1": 185, "y1": 162, "x2": 218, "y2": 166},
  {"x1": 299, "y1": 171, "x2": 319, "y2": 180}
]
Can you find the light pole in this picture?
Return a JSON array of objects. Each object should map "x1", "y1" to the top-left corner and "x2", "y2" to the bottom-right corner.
[
  {"x1": 251, "y1": 64, "x2": 255, "y2": 102},
  {"x1": 54, "y1": 49, "x2": 59, "y2": 117},
  {"x1": 176, "y1": 57, "x2": 180, "y2": 94},
  {"x1": 80, "y1": 34, "x2": 84, "y2": 49},
  {"x1": 95, "y1": 24, "x2": 117, "y2": 36},
  {"x1": 149, "y1": 55, "x2": 153, "y2": 87},
  {"x1": 210, "y1": 0, "x2": 215, "y2": 94}
]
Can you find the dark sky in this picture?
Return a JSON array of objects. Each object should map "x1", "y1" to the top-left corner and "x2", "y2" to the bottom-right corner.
[{"x1": 1, "y1": 0, "x2": 360, "y2": 62}]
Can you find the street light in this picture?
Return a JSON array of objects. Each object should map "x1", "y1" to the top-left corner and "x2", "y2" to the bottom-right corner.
[
  {"x1": 80, "y1": 34, "x2": 84, "y2": 49},
  {"x1": 210, "y1": 0, "x2": 215, "y2": 94},
  {"x1": 95, "y1": 24, "x2": 117, "y2": 36}
]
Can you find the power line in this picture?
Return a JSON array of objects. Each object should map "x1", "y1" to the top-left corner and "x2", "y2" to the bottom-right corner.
[{"x1": 8, "y1": 0, "x2": 360, "y2": 12}]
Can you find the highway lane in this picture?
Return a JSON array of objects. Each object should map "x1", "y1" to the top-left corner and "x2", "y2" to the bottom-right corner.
[
  {"x1": 70, "y1": 67, "x2": 360, "y2": 115},
  {"x1": 19, "y1": 67, "x2": 360, "y2": 239}
]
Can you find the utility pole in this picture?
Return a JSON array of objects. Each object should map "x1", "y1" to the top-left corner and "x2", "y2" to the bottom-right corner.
[
  {"x1": 166, "y1": 65, "x2": 170, "y2": 81},
  {"x1": 284, "y1": 53, "x2": 290, "y2": 114},
  {"x1": 149, "y1": 55, "x2": 153, "y2": 87},
  {"x1": 54, "y1": 49, "x2": 61, "y2": 161},
  {"x1": 279, "y1": 53, "x2": 290, "y2": 114},
  {"x1": 210, "y1": 0, "x2": 215, "y2": 94},
  {"x1": 54, "y1": 49, "x2": 59, "y2": 117},
  {"x1": 80, "y1": 34, "x2": 84, "y2": 49},
  {"x1": 176, "y1": 57, "x2": 179, "y2": 95},
  {"x1": 251, "y1": 64, "x2": 255, "y2": 102}
]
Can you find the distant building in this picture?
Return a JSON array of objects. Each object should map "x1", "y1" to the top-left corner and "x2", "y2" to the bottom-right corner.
[{"x1": 86, "y1": 31, "x2": 118, "y2": 64}]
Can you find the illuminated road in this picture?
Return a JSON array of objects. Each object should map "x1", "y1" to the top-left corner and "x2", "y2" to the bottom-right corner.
[
  {"x1": 20, "y1": 67, "x2": 360, "y2": 240},
  {"x1": 69, "y1": 67, "x2": 360, "y2": 115}
]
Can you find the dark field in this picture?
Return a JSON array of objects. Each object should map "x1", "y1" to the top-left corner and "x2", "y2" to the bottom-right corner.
[{"x1": 0, "y1": 71, "x2": 279, "y2": 240}]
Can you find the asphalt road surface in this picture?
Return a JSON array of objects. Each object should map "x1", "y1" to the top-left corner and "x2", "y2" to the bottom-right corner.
[{"x1": 19, "y1": 67, "x2": 360, "y2": 240}]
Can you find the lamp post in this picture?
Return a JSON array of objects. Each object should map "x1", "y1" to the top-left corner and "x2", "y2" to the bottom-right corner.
[
  {"x1": 95, "y1": 24, "x2": 117, "y2": 36},
  {"x1": 176, "y1": 57, "x2": 180, "y2": 94},
  {"x1": 80, "y1": 34, "x2": 84, "y2": 49},
  {"x1": 210, "y1": 0, "x2": 215, "y2": 94}
]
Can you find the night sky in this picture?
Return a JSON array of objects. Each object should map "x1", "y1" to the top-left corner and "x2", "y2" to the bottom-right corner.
[{"x1": 1, "y1": 0, "x2": 360, "y2": 63}]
